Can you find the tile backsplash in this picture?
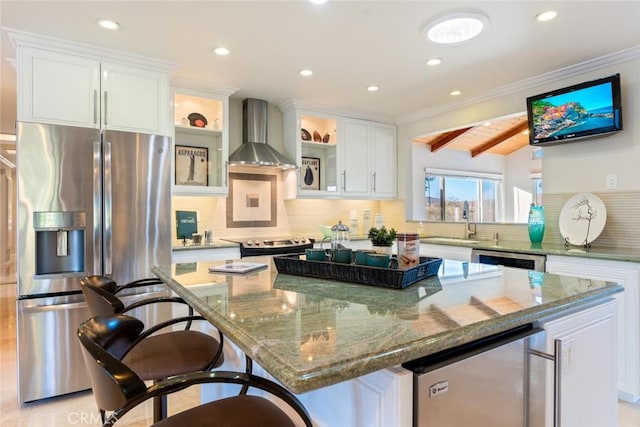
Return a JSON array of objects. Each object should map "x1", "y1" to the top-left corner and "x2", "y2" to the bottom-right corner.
[
  {"x1": 173, "y1": 178, "x2": 640, "y2": 251},
  {"x1": 542, "y1": 191, "x2": 640, "y2": 250}
]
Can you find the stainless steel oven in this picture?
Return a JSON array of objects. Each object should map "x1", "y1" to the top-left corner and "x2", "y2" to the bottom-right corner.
[{"x1": 471, "y1": 249, "x2": 546, "y2": 272}]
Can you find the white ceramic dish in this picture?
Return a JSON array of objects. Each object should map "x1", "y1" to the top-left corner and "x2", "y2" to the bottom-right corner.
[{"x1": 558, "y1": 193, "x2": 606, "y2": 246}]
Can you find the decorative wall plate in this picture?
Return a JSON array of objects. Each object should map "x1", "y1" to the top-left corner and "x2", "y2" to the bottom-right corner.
[{"x1": 558, "y1": 193, "x2": 607, "y2": 246}]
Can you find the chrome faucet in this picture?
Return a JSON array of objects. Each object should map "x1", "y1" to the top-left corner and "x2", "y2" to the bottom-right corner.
[{"x1": 463, "y1": 200, "x2": 476, "y2": 239}]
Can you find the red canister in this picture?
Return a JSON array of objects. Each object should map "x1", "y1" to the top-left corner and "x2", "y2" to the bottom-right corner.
[{"x1": 397, "y1": 233, "x2": 420, "y2": 269}]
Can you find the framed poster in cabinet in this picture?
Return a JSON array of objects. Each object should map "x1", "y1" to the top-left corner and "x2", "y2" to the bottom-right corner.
[
  {"x1": 301, "y1": 157, "x2": 320, "y2": 190},
  {"x1": 175, "y1": 145, "x2": 208, "y2": 186}
]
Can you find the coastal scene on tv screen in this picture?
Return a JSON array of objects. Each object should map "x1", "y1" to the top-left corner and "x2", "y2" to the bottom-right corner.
[{"x1": 531, "y1": 82, "x2": 615, "y2": 140}]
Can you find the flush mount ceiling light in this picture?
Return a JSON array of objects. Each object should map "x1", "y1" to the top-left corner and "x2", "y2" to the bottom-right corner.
[
  {"x1": 214, "y1": 47, "x2": 230, "y2": 56},
  {"x1": 450, "y1": 90, "x2": 462, "y2": 96},
  {"x1": 423, "y1": 12, "x2": 489, "y2": 44},
  {"x1": 299, "y1": 69, "x2": 313, "y2": 77},
  {"x1": 536, "y1": 10, "x2": 558, "y2": 22},
  {"x1": 367, "y1": 85, "x2": 379, "y2": 92},
  {"x1": 426, "y1": 58, "x2": 442, "y2": 66},
  {"x1": 98, "y1": 19, "x2": 120, "y2": 30}
]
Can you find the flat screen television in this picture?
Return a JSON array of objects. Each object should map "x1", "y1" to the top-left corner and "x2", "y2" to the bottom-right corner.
[{"x1": 526, "y1": 73, "x2": 622, "y2": 146}]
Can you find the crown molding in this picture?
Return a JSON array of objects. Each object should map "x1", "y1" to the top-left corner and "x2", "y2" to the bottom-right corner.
[
  {"x1": 396, "y1": 45, "x2": 640, "y2": 125},
  {"x1": 170, "y1": 77, "x2": 238, "y2": 97},
  {"x1": 3, "y1": 27, "x2": 178, "y2": 72},
  {"x1": 278, "y1": 98, "x2": 394, "y2": 124}
]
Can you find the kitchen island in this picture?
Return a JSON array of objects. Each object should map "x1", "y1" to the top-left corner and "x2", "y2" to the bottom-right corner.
[{"x1": 152, "y1": 257, "x2": 622, "y2": 426}]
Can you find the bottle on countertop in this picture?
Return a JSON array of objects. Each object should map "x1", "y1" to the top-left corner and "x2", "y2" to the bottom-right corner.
[
  {"x1": 374, "y1": 213, "x2": 384, "y2": 229},
  {"x1": 363, "y1": 209, "x2": 371, "y2": 234},
  {"x1": 349, "y1": 210, "x2": 359, "y2": 237}
]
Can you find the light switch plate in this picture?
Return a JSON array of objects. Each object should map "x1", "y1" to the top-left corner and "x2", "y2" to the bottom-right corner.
[{"x1": 606, "y1": 174, "x2": 617, "y2": 189}]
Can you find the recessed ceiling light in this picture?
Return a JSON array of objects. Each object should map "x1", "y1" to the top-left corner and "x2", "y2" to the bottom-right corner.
[
  {"x1": 426, "y1": 58, "x2": 442, "y2": 66},
  {"x1": 536, "y1": 10, "x2": 557, "y2": 22},
  {"x1": 367, "y1": 85, "x2": 379, "y2": 92},
  {"x1": 450, "y1": 90, "x2": 462, "y2": 96},
  {"x1": 98, "y1": 19, "x2": 120, "y2": 30},
  {"x1": 299, "y1": 69, "x2": 313, "y2": 77},
  {"x1": 309, "y1": 0, "x2": 328, "y2": 4},
  {"x1": 214, "y1": 47, "x2": 230, "y2": 56},
  {"x1": 423, "y1": 12, "x2": 489, "y2": 44}
]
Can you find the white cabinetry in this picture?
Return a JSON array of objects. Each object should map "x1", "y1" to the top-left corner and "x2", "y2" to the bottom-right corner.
[
  {"x1": 202, "y1": 337, "x2": 412, "y2": 427},
  {"x1": 537, "y1": 299, "x2": 618, "y2": 426},
  {"x1": 14, "y1": 38, "x2": 173, "y2": 135},
  {"x1": 420, "y1": 243, "x2": 472, "y2": 261},
  {"x1": 341, "y1": 119, "x2": 396, "y2": 199},
  {"x1": 171, "y1": 80, "x2": 235, "y2": 196},
  {"x1": 172, "y1": 246, "x2": 240, "y2": 263},
  {"x1": 279, "y1": 100, "x2": 396, "y2": 199},
  {"x1": 546, "y1": 255, "x2": 640, "y2": 403}
]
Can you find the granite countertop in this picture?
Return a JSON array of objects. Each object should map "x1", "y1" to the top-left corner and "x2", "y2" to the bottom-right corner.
[
  {"x1": 422, "y1": 237, "x2": 640, "y2": 263},
  {"x1": 152, "y1": 256, "x2": 622, "y2": 393},
  {"x1": 172, "y1": 240, "x2": 238, "y2": 251}
]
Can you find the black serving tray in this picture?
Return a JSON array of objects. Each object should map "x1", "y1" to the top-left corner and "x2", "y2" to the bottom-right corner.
[{"x1": 272, "y1": 255, "x2": 443, "y2": 289}]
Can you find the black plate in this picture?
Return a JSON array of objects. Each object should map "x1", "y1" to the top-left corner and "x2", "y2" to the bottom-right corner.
[{"x1": 301, "y1": 128, "x2": 311, "y2": 141}]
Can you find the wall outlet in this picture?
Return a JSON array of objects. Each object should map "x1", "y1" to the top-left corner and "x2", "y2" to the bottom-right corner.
[{"x1": 606, "y1": 174, "x2": 617, "y2": 189}]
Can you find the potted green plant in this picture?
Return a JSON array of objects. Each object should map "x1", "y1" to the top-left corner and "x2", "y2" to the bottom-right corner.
[{"x1": 368, "y1": 226, "x2": 397, "y2": 255}]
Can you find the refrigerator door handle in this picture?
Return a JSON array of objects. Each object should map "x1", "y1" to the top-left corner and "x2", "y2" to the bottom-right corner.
[
  {"x1": 20, "y1": 301, "x2": 88, "y2": 314},
  {"x1": 93, "y1": 140, "x2": 103, "y2": 275},
  {"x1": 93, "y1": 90, "x2": 98, "y2": 125},
  {"x1": 103, "y1": 91, "x2": 108, "y2": 126},
  {"x1": 103, "y1": 140, "x2": 112, "y2": 276}
]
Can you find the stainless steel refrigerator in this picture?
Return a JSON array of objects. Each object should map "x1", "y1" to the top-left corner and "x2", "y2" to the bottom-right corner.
[{"x1": 16, "y1": 122, "x2": 171, "y2": 403}]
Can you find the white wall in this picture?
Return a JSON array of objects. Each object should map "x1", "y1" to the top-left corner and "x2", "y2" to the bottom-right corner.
[
  {"x1": 542, "y1": 61, "x2": 639, "y2": 193},
  {"x1": 399, "y1": 50, "x2": 640, "y2": 219},
  {"x1": 504, "y1": 145, "x2": 541, "y2": 222}
]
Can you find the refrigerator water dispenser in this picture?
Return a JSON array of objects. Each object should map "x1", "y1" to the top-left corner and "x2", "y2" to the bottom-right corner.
[{"x1": 33, "y1": 211, "x2": 86, "y2": 275}]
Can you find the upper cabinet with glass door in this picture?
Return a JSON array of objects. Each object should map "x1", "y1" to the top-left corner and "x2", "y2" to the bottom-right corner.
[
  {"x1": 171, "y1": 81, "x2": 236, "y2": 196},
  {"x1": 281, "y1": 102, "x2": 340, "y2": 198}
]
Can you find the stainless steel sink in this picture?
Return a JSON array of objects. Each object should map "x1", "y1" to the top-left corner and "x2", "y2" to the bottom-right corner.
[{"x1": 423, "y1": 237, "x2": 480, "y2": 244}]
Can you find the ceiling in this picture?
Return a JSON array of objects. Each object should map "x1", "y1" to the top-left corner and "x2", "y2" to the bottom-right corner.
[
  {"x1": 414, "y1": 113, "x2": 529, "y2": 156},
  {"x1": 1, "y1": 1, "x2": 639, "y2": 144}
]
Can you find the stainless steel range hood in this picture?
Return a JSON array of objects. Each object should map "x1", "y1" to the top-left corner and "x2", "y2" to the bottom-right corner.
[{"x1": 228, "y1": 98, "x2": 296, "y2": 169}]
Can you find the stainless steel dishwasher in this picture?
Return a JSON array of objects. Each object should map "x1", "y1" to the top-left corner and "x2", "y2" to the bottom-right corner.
[
  {"x1": 403, "y1": 324, "x2": 548, "y2": 427},
  {"x1": 471, "y1": 248, "x2": 546, "y2": 272}
]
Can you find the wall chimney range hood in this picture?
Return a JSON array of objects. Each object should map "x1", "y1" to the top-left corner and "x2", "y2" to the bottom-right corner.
[{"x1": 228, "y1": 98, "x2": 296, "y2": 169}]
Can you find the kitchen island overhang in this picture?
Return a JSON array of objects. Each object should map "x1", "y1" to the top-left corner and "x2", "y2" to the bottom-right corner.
[{"x1": 151, "y1": 257, "x2": 622, "y2": 394}]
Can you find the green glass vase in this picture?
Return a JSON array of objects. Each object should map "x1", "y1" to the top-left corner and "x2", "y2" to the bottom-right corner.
[{"x1": 528, "y1": 205, "x2": 545, "y2": 243}]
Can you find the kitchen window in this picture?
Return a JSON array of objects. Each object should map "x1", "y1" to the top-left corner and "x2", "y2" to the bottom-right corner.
[{"x1": 425, "y1": 169, "x2": 503, "y2": 223}]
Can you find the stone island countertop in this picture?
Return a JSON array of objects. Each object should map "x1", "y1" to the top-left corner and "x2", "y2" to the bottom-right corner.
[{"x1": 152, "y1": 256, "x2": 622, "y2": 394}]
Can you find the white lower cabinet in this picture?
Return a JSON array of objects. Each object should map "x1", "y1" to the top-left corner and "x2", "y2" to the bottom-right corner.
[
  {"x1": 172, "y1": 246, "x2": 240, "y2": 263},
  {"x1": 420, "y1": 243, "x2": 472, "y2": 262},
  {"x1": 201, "y1": 338, "x2": 413, "y2": 427},
  {"x1": 546, "y1": 255, "x2": 640, "y2": 403},
  {"x1": 536, "y1": 299, "x2": 618, "y2": 427}
]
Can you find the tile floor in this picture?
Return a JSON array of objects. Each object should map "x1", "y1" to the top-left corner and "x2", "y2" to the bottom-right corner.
[{"x1": 2, "y1": 282, "x2": 640, "y2": 426}]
